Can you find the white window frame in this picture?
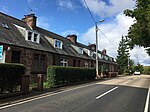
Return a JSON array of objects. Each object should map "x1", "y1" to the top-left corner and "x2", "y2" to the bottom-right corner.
[
  {"x1": 14, "y1": 24, "x2": 26, "y2": 30},
  {"x1": 78, "y1": 47, "x2": 83, "y2": 54},
  {"x1": 91, "y1": 51, "x2": 94, "y2": 57},
  {"x1": 54, "y1": 39, "x2": 63, "y2": 49},
  {"x1": 27, "y1": 31, "x2": 32, "y2": 41},
  {"x1": 26, "y1": 30, "x2": 40, "y2": 43},
  {"x1": 84, "y1": 61, "x2": 88, "y2": 68},
  {"x1": 87, "y1": 50, "x2": 91, "y2": 56},
  {"x1": 33, "y1": 33, "x2": 39, "y2": 43},
  {"x1": 0, "y1": 22, "x2": 9, "y2": 29},
  {"x1": 60, "y1": 59, "x2": 68, "y2": 67},
  {"x1": 104, "y1": 55, "x2": 108, "y2": 60},
  {"x1": 98, "y1": 53, "x2": 102, "y2": 59}
]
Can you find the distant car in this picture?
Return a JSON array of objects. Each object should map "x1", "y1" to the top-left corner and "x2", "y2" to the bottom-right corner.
[{"x1": 134, "y1": 71, "x2": 141, "y2": 75}]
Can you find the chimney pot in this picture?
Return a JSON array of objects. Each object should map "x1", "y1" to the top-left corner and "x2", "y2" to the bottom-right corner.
[
  {"x1": 67, "y1": 34, "x2": 77, "y2": 44},
  {"x1": 22, "y1": 14, "x2": 37, "y2": 30},
  {"x1": 88, "y1": 44, "x2": 96, "y2": 52},
  {"x1": 102, "y1": 49, "x2": 107, "y2": 55}
]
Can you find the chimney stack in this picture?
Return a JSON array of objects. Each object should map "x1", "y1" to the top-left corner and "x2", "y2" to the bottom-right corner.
[
  {"x1": 22, "y1": 14, "x2": 37, "y2": 30},
  {"x1": 102, "y1": 49, "x2": 107, "y2": 55},
  {"x1": 88, "y1": 44, "x2": 96, "y2": 52},
  {"x1": 66, "y1": 35, "x2": 77, "y2": 44}
]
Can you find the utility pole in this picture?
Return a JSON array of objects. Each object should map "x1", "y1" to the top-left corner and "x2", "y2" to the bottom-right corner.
[{"x1": 95, "y1": 20, "x2": 104, "y2": 79}]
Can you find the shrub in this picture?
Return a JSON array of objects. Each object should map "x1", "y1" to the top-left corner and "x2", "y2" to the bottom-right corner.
[
  {"x1": 0, "y1": 63, "x2": 25, "y2": 93},
  {"x1": 43, "y1": 82, "x2": 49, "y2": 88},
  {"x1": 47, "y1": 66, "x2": 96, "y2": 87}
]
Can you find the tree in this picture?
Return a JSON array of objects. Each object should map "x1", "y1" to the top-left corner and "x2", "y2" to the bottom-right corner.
[
  {"x1": 116, "y1": 36, "x2": 130, "y2": 74},
  {"x1": 134, "y1": 63, "x2": 144, "y2": 73},
  {"x1": 143, "y1": 66, "x2": 150, "y2": 75},
  {"x1": 124, "y1": 0, "x2": 150, "y2": 55}
]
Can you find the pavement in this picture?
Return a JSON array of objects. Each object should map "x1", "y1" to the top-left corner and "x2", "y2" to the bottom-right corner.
[{"x1": 0, "y1": 75, "x2": 150, "y2": 112}]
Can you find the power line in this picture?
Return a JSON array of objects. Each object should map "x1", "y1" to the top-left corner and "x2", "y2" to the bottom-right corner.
[
  {"x1": 83, "y1": 0, "x2": 118, "y2": 49},
  {"x1": 98, "y1": 28, "x2": 118, "y2": 49},
  {"x1": 83, "y1": 0, "x2": 96, "y2": 24}
]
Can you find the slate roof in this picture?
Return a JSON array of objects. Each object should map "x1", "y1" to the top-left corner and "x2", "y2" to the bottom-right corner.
[
  {"x1": 0, "y1": 12, "x2": 93, "y2": 60},
  {"x1": 36, "y1": 27, "x2": 93, "y2": 60},
  {"x1": 0, "y1": 12, "x2": 58, "y2": 53},
  {"x1": 0, "y1": 12, "x2": 117, "y2": 64}
]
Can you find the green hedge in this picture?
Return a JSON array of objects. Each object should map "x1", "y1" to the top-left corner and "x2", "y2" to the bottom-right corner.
[
  {"x1": 0, "y1": 63, "x2": 26, "y2": 93},
  {"x1": 47, "y1": 66, "x2": 96, "y2": 87}
]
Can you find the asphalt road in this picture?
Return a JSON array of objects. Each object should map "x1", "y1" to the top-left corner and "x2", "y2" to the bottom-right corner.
[{"x1": 0, "y1": 75, "x2": 150, "y2": 112}]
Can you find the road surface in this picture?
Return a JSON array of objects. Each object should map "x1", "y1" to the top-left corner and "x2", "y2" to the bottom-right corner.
[{"x1": 0, "y1": 75, "x2": 150, "y2": 112}]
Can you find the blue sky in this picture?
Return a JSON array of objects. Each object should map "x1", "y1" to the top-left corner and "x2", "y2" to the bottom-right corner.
[
  {"x1": 0, "y1": 0, "x2": 115, "y2": 38},
  {"x1": 0, "y1": 0, "x2": 96, "y2": 34},
  {"x1": 0, "y1": 0, "x2": 150, "y2": 66}
]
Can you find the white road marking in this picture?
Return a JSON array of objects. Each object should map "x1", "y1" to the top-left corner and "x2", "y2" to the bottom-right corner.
[
  {"x1": 0, "y1": 82, "x2": 98, "y2": 110},
  {"x1": 144, "y1": 83, "x2": 150, "y2": 112},
  {"x1": 0, "y1": 76, "x2": 142, "y2": 110},
  {"x1": 96, "y1": 86, "x2": 118, "y2": 100}
]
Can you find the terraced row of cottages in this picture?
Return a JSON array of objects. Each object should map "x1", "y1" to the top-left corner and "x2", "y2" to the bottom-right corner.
[{"x1": 0, "y1": 12, "x2": 118, "y2": 79}]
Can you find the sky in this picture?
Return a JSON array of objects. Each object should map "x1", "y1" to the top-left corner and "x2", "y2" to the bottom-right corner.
[{"x1": 0, "y1": 0, "x2": 149, "y2": 66}]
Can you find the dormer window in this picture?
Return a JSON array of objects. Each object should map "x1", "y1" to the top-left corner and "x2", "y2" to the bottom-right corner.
[
  {"x1": 0, "y1": 22, "x2": 9, "y2": 29},
  {"x1": 26, "y1": 30, "x2": 40, "y2": 43},
  {"x1": 28, "y1": 31, "x2": 32, "y2": 41},
  {"x1": 71, "y1": 45, "x2": 83, "y2": 54},
  {"x1": 34, "y1": 33, "x2": 38, "y2": 42},
  {"x1": 54, "y1": 39, "x2": 62, "y2": 49},
  {"x1": 78, "y1": 47, "x2": 83, "y2": 54},
  {"x1": 90, "y1": 51, "x2": 94, "y2": 57},
  {"x1": 83, "y1": 48, "x2": 91, "y2": 56},
  {"x1": 98, "y1": 53, "x2": 102, "y2": 59}
]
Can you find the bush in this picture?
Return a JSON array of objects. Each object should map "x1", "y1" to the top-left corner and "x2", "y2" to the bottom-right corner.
[
  {"x1": 47, "y1": 66, "x2": 96, "y2": 87},
  {"x1": 0, "y1": 63, "x2": 26, "y2": 93},
  {"x1": 43, "y1": 82, "x2": 49, "y2": 88}
]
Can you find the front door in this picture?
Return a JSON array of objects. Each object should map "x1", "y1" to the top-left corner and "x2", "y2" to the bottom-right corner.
[{"x1": 11, "y1": 50, "x2": 21, "y2": 63}]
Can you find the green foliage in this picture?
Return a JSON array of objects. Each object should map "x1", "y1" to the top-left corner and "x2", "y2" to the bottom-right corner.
[
  {"x1": 116, "y1": 36, "x2": 130, "y2": 74},
  {"x1": 0, "y1": 63, "x2": 26, "y2": 93},
  {"x1": 129, "y1": 63, "x2": 144, "y2": 74},
  {"x1": 47, "y1": 66, "x2": 96, "y2": 87},
  {"x1": 143, "y1": 66, "x2": 150, "y2": 75},
  {"x1": 43, "y1": 82, "x2": 49, "y2": 88},
  {"x1": 124, "y1": 0, "x2": 150, "y2": 55},
  {"x1": 134, "y1": 63, "x2": 144, "y2": 73},
  {"x1": 0, "y1": 63, "x2": 25, "y2": 75}
]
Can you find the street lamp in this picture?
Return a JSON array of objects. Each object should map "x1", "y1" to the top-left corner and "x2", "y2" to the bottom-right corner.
[
  {"x1": 128, "y1": 55, "x2": 130, "y2": 75},
  {"x1": 128, "y1": 56, "x2": 130, "y2": 70},
  {"x1": 95, "y1": 19, "x2": 104, "y2": 79}
]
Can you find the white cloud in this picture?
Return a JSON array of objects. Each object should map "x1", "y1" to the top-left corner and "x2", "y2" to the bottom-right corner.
[
  {"x1": 81, "y1": 12, "x2": 134, "y2": 53},
  {"x1": 82, "y1": 0, "x2": 135, "y2": 17},
  {"x1": 57, "y1": 0, "x2": 149, "y2": 65},
  {"x1": 0, "y1": 6, "x2": 9, "y2": 13},
  {"x1": 37, "y1": 16, "x2": 50, "y2": 30},
  {"x1": 80, "y1": 12, "x2": 150, "y2": 66},
  {"x1": 61, "y1": 30, "x2": 80, "y2": 37},
  {"x1": 130, "y1": 47, "x2": 150, "y2": 66},
  {"x1": 57, "y1": 0, "x2": 75, "y2": 11}
]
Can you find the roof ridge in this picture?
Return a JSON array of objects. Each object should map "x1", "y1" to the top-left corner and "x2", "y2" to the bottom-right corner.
[
  {"x1": 0, "y1": 12, "x2": 26, "y2": 24},
  {"x1": 36, "y1": 27, "x2": 65, "y2": 38},
  {"x1": 37, "y1": 27, "x2": 91, "y2": 49},
  {"x1": 36, "y1": 27, "x2": 74, "y2": 44}
]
